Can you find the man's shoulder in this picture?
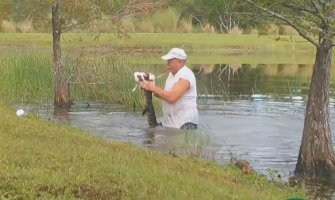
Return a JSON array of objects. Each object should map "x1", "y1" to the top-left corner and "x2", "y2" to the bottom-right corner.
[
  {"x1": 177, "y1": 66, "x2": 196, "y2": 86},
  {"x1": 180, "y1": 66, "x2": 195, "y2": 76}
]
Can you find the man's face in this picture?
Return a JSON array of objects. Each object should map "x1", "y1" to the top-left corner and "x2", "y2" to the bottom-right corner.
[{"x1": 167, "y1": 58, "x2": 184, "y2": 74}]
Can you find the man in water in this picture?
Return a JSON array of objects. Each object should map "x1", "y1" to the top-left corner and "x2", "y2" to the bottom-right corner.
[{"x1": 140, "y1": 47, "x2": 199, "y2": 129}]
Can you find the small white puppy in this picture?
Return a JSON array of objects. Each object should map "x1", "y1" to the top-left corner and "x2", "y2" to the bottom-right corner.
[
  {"x1": 132, "y1": 72, "x2": 155, "y2": 91},
  {"x1": 133, "y1": 72, "x2": 155, "y2": 82}
]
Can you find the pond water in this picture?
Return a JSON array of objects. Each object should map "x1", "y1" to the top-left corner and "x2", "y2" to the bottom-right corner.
[
  {"x1": 26, "y1": 63, "x2": 335, "y2": 198},
  {"x1": 28, "y1": 63, "x2": 335, "y2": 172}
]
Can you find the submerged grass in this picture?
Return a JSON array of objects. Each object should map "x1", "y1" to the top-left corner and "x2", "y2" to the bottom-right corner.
[{"x1": 0, "y1": 102, "x2": 306, "y2": 199}]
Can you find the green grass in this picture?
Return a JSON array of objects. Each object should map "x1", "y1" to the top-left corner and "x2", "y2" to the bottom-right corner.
[
  {"x1": 0, "y1": 33, "x2": 314, "y2": 51},
  {"x1": 69, "y1": 58, "x2": 164, "y2": 110},
  {"x1": 0, "y1": 102, "x2": 306, "y2": 199},
  {"x1": 0, "y1": 52, "x2": 164, "y2": 109},
  {"x1": 0, "y1": 52, "x2": 53, "y2": 103},
  {"x1": 0, "y1": 33, "x2": 318, "y2": 65}
]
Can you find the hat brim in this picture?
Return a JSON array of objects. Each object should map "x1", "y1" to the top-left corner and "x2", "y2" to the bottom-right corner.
[
  {"x1": 161, "y1": 55, "x2": 187, "y2": 60},
  {"x1": 161, "y1": 54, "x2": 174, "y2": 60}
]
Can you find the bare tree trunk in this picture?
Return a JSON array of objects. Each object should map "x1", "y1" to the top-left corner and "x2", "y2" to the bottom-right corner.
[
  {"x1": 52, "y1": 2, "x2": 72, "y2": 107},
  {"x1": 295, "y1": 38, "x2": 335, "y2": 178}
]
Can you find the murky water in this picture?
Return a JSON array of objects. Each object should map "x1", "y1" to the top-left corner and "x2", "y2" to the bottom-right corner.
[
  {"x1": 27, "y1": 64, "x2": 335, "y2": 171},
  {"x1": 24, "y1": 63, "x2": 335, "y2": 198},
  {"x1": 29, "y1": 96, "x2": 335, "y2": 177}
]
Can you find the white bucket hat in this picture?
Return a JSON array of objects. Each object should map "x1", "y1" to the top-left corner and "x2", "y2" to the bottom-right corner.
[{"x1": 161, "y1": 48, "x2": 187, "y2": 60}]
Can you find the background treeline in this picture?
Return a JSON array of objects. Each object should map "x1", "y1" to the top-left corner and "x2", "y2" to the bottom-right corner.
[{"x1": 0, "y1": 0, "x2": 297, "y2": 35}]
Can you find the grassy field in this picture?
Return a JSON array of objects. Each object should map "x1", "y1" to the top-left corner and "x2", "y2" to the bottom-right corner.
[
  {"x1": 0, "y1": 102, "x2": 306, "y2": 199},
  {"x1": 0, "y1": 32, "x2": 313, "y2": 50},
  {"x1": 0, "y1": 33, "x2": 316, "y2": 65}
]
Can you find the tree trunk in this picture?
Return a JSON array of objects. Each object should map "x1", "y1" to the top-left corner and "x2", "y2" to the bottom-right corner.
[
  {"x1": 295, "y1": 38, "x2": 335, "y2": 178},
  {"x1": 52, "y1": 2, "x2": 72, "y2": 107}
]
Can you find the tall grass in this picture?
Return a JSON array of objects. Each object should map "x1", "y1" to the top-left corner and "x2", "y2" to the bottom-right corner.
[
  {"x1": 1, "y1": 20, "x2": 16, "y2": 33},
  {"x1": 0, "y1": 52, "x2": 165, "y2": 110},
  {"x1": 135, "y1": 18, "x2": 154, "y2": 33},
  {"x1": 16, "y1": 19, "x2": 34, "y2": 33},
  {"x1": 121, "y1": 18, "x2": 136, "y2": 33},
  {"x1": 71, "y1": 58, "x2": 165, "y2": 110},
  {"x1": 178, "y1": 19, "x2": 193, "y2": 33},
  {"x1": 1, "y1": 19, "x2": 34, "y2": 33},
  {"x1": 72, "y1": 59, "x2": 139, "y2": 104},
  {"x1": 0, "y1": 53, "x2": 53, "y2": 103},
  {"x1": 151, "y1": 7, "x2": 180, "y2": 33}
]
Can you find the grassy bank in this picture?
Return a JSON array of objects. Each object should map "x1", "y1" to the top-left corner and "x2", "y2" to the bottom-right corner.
[{"x1": 0, "y1": 102, "x2": 305, "y2": 199}]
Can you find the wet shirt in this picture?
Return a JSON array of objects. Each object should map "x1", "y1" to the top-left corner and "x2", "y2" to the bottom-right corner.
[{"x1": 161, "y1": 66, "x2": 199, "y2": 128}]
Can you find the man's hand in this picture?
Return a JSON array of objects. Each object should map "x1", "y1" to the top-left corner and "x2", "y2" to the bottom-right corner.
[{"x1": 140, "y1": 80, "x2": 156, "y2": 92}]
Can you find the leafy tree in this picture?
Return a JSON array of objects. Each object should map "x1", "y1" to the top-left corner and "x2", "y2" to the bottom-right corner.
[{"x1": 244, "y1": 0, "x2": 335, "y2": 179}]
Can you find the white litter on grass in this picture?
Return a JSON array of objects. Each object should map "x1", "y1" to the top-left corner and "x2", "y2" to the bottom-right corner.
[{"x1": 16, "y1": 109, "x2": 25, "y2": 117}]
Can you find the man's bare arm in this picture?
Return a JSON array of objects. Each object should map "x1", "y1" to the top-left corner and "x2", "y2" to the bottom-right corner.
[{"x1": 141, "y1": 78, "x2": 189, "y2": 104}]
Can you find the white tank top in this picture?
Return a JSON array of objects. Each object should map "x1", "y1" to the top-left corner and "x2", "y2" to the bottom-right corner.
[{"x1": 161, "y1": 66, "x2": 199, "y2": 128}]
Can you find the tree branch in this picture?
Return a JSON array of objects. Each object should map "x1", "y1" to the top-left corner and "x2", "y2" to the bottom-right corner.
[
  {"x1": 284, "y1": 1, "x2": 327, "y2": 25},
  {"x1": 246, "y1": 0, "x2": 319, "y2": 47},
  {"x1": 192, "y1": 15, "x2": 205, "y2": 30}
]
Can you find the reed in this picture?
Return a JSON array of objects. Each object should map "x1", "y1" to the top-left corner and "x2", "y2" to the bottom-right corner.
[
  {"x1": 1, "y1": 20, "x2": 16, "y2": 33},
  {"x1": 135, "y1": 18, "x2": 154, "y2": 33},
  {"x1": 0, "y1": 52, "x2": 164, "y2": 110},
  {"x1": 71, "y1": 58, "x2": 164, "y2": 110},
  {"x1": 151, "y1": 7, "x2": 180, "y2": 33},
  {"x1": 0, "y1": 52, "x2": 53, "y2": 103},
  {"x1": 178, "y1": 18, "x2": 193, "y2": 33}
]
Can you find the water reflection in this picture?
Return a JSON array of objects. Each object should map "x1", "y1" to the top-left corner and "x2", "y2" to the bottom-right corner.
[
  {"x1": 194, "y1": 63, "x2": 317, "y2": 100},
  {"x1": 54, "y1": 107, "x2": 70, "y2": 124}
]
